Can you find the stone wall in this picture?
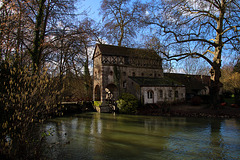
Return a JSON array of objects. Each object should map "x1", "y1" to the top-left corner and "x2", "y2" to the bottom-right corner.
[{"x1": 93, "y1": 51, "x2": 102, "y2": 101}]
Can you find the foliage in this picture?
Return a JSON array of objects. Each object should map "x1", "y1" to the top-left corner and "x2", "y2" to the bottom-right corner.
[
  {"x1": 83, "y1": 59, "x2": 92, "y2": 99},
  {"x1": 116, "y1": 93, "x2": 138, "y2": 114},
  {"x1": 221, "y1": 64, "x2": 240, "y2": 105},
  {"x1": 0, "y1": 61, "x2": 63, "y2": 159},
  {"x1": 221, "y1": 65, "x2": 240, "y2": 93},
  {"x1": 233, "y1": 60, "x2": 240, "y2": 73},
  {"x1": 62, "y1": 71, "x2": 93, "y2": 101}
]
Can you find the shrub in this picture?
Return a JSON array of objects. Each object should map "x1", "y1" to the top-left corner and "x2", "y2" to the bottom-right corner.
[
  {"x1": 191, "y1": 96, "x2": 202, "y2": 105},
  {"x1": 0, "y1": 62, "x2": 63, "y2": 159},
  {"x1": 116, "y1": 93, "x2": 138, "y2": 114}
]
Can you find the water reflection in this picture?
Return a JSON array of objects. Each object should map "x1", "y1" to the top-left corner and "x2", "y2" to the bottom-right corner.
[{"x1": 41, "y1": 113, "x2": 240, "y2": 160}]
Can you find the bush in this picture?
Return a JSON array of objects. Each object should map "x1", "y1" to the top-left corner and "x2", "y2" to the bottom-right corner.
[
  {"x1": 191, "y1": 96, "x2": 202, "y2": 105},
  {"x1": 0, "y1": 61, "x2": 63, "y2": 159},
  {"x1": 116, "y1": 93, "x2": 138, "y2": 114}
]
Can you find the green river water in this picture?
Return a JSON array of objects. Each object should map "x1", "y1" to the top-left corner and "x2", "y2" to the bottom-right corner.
[{"x1": 42, "y1": 112, "x2": 240, "y2": 160}]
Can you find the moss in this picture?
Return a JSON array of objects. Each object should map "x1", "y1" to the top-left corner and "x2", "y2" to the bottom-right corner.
[{"x1": 94, "y1": 101, "x2": 102, "y2": 107}]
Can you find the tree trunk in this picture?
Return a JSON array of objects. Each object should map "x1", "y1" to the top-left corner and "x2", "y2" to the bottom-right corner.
[
  {"x1": 209, "y1": 0, "x2": 225, "y2": 108},
  {"x1": 31, "y1": 0, "x2": 46, "y2": 73},
  {"x1": 209, "y1": 64, "x2": 221, "y2": 108}
]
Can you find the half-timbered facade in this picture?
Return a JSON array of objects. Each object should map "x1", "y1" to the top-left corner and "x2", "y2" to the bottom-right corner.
[{"x1": 93, "y1": 44, "x2": 186, "y2": 105}]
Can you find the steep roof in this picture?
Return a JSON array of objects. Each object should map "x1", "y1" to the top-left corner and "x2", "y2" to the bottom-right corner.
[
  {"x1": 129, "y1": 77, "x2": 184, "y2": 87},
  {"x1": 93, "y1": 44, "x2": 161, "y2": 59},
  {"x1": 164, "y1": 73, "x2": 209, "y2": 93}
]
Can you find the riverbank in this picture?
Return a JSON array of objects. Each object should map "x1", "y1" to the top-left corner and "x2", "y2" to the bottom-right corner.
[{"x1": 137, "y1": 104, "x2": 240, "y2": 118}]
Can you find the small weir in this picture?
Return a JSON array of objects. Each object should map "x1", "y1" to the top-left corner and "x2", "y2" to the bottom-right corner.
[{"x1": 60, "y1": 101, "x2": 94, "y2": 113}]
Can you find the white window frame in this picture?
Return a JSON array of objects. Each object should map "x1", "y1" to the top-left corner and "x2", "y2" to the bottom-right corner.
[{"x1": 147, "y1": 90, "x2": 154, "y2": 99}]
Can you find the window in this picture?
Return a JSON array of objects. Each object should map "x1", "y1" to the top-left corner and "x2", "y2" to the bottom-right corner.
[
  {"x1": 159, "y1": 90, "x2": 163, "y2": 98},
  {"x1": 123, "y1": 72, "x2": 126, "y2": 76},
  {"x1": 175, "y1": 91, "x2": 179, "y2": 98},
  {"x1": 123, "y1": 81, "x2": 127, "y2": 88},
  {"x1": 132, "y1": 72, "x2": 135, "y2": 77},
  {"x1": 142, "y1": 73, "x2": 144, "y2": 77},
  {"x1": 168, "y1": 90, "x2": 172, "y2": 98},
  {"x1": 110, "y1": 71, "x2": 113, "y2": 75},
  {"x1": 147, "y1": 90, "x2": 154, "y2": 99}
]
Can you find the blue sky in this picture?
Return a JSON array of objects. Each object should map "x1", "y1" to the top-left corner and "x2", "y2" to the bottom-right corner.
[{"x1": 77, "y1": 0, "x2": 102, "y2": 22}]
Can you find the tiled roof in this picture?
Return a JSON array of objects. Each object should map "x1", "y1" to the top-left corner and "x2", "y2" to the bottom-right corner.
[
  {"x1": 164, "y1": 73, "x2": 208, "y2": 93},
  {"x1": 96, "y1": 44, "x2": 161, "y2": 59},
  {"x1": 129, "y1": 76, "x2": 184, "y2": 87}
]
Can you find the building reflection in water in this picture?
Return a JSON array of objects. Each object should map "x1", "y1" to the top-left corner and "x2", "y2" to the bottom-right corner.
[{"x1": 41, "y1": 113, "x2": 240, "y2": 160}]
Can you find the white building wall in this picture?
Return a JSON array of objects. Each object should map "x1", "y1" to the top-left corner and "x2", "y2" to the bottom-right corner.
[{"x1": 142, "y1": 86, "x2": 185, "y2": 104}]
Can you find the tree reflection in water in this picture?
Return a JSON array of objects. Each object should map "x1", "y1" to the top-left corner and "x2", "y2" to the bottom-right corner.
[{"x1": 40, "y1": 113, "x2": 240, "y2": 160}]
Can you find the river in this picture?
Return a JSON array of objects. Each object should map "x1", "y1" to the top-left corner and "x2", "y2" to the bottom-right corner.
[{"x1": 41, "y1": 112, "x2": 240, "y2": 160}]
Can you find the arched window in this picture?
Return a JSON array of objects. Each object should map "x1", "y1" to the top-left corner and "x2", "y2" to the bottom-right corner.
[
  {"x1": 110, "y1": 71, "x2": 113, "y2": 75},
  {"x1": 106, "y1": 84, "x2": 118, "y2": 100},
  {"x1": 147, "y1": 90, "x2": 154, "y2": 99},
  {"x1": 123, "y1": 81, "x2": 127, "y2": 88},
  {"x1": 168, "y1": 90, "x2": 172, "y2": 98},
  {"x1": 159, "y1": 90, "x2": 163, "y2": 98},
  {"x1": 175, "y1": 91, "x2": 179, "y2": 98}
]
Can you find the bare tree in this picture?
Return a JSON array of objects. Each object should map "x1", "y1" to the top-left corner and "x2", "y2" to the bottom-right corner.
[
  {"x1": 179, "y1": 57, "x2": 210, "y2": 75},
  {"x1": 100, "y1": 0, "x2": 142, "y2": 46},
  {"x1": 44, "y1": 18, "x2": 98, "y2": 100},
  {"x1": 143, "y1": 0, "x2": 240, "y2": 106},
  {"x1": 0, "y1": 0, "x2": 76, "y2": 73}
]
